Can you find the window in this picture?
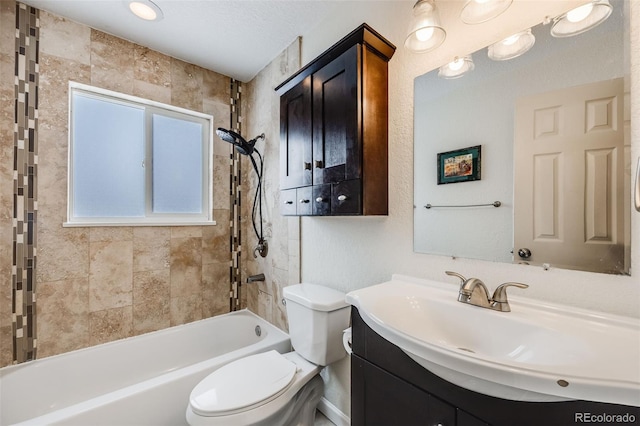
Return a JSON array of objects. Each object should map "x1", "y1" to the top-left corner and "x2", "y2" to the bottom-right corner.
[{"x1": 66, "y1": 82, "x2": 214, "y2": 226}]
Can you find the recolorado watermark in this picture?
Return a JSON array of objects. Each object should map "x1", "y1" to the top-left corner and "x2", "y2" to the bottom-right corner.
[{"x1": 575, "y1": 412, "x2": 637, "y2": 423}]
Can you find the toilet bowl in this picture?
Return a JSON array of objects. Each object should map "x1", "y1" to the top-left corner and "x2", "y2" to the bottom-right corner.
[{"x1": 186, "y1": 284, "x2": 350, "y2": 426}]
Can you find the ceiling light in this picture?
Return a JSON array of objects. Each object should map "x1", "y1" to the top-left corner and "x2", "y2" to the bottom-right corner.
[
  {"x1": 488, "y1": 28, "x2": 535, "y2": 61},
  {"x1": 405, "y1": 0, "x2": 446, "y2": 53},
  {"x1": 550, "y1": 0, "x2": 612, "y2": 37},
  {"x1": 126, "y1": 0, "x2": 164, "y2": 21},
  {"x1": 438, "y1": 56, "x2": 474, "y2": 79},
  {"x1": 460, "y1": 0, "x2": 513, "y2": 25}
]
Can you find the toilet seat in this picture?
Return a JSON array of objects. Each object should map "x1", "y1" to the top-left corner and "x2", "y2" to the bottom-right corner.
[{"x1": 189, "y1": 350, "x2": 297, "y2": 417}]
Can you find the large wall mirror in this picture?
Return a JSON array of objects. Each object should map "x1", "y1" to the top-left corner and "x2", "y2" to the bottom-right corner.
[{"x1": 414, "y1": 0, "x2": 631, "y2": 275}]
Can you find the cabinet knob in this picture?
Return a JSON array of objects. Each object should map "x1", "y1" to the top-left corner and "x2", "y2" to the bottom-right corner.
[
  {"x1": 315, "y1": 160, "x2": 324, "y2": 169},
  {"x1": 284, "y1": 200, "x2": 293, "y2": 205},
  {"x1": 303, "y1": 162, "x2": 312, "y2": 170},
  {"x1": 315, "y1": 197, "x2": 325, "y2": 203},
  {"x1": 337, "y1": 194, "x2": 348, "y2": 202},
  {"x1": 299, "y1": 199, "x2": 310, "y2": 204}
]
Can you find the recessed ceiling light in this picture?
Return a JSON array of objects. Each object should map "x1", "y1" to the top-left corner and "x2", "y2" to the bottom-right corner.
[{"x1": 125, "y1": 0, "x2": 163, "y2": 21}]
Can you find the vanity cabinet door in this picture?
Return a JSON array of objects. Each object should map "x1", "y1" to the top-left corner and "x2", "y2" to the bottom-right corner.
[
  {"x1": 352, "y1": 355, "x2": 456, "y2": 426},
  {"x1": 457, "y1": 410, "x2": 491, "y2": 426},
  {"x1": 280, "y1": 76, "x2": 312, "y2": 190}
]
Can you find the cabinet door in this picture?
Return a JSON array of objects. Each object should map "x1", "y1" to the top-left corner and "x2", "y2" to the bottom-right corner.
[
  {"x1": 296, "y1": 186, "x2": 313, "y2": 216},
  {"x1": 312, "y1": 45, "x2": 360, "y2": 186},
  {"x1": 332, "y1": 179, "x2": 361, "y2": 215},
  {"x1": 280, "y1": 189, "x2": 297, "y2": 216},
  {"x1": 312, "y1": 184, "x2": 331, "y2": 216},
  {"x1": 458, "y1": 410, "x2": 491, "y2": 426},
  {"x1": 280, "y1": 76, "x2": 312, "y2": 190},
  {"x1": 352, "y1": 355, "x2": 456, "y2": 426}
]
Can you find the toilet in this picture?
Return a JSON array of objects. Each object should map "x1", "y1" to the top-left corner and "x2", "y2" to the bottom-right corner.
[{"x1": 186, "y1": 283, "x2": 351, "y2": 426}]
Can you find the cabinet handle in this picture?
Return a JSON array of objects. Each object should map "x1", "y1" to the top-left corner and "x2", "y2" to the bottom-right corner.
[
  {"x1": 315, "y1": 160, "x2": 324, "y2": 169},
  {"x1": 284, "y1": 200, "x2": 293, "y2": 205},
  {"x1": 303, "y1": 162, "x2": 312, "y2": 170},
  {"x1": 315, "y1": 197, "x2": 325, "y2": 203},
  {"x1": 337, "y1": 194, "x2": 348, "y2": 202},
  {"x1": 299, "y1": 199, "x2": 310, "y2": 204}
]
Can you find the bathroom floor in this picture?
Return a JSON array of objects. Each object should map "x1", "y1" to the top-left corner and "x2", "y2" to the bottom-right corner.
[{"x1": 315, "y1": 411, "x2": 335, "y2": 425}]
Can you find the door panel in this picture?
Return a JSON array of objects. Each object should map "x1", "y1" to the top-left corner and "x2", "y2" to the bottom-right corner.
[
  {"x1": 312, "y1": 45, "x2": 360, "y2": 186},
  {"x1": 280, "y1": 76, "x2": 312, "y2": 190},
  {"x1": 514, "y1": 78, "x2": 625, "y2": 274}
]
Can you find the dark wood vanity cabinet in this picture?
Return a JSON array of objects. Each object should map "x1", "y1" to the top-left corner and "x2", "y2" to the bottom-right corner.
[
  {"x1": 276, "y1": 24, "x2": 395, "y2": 216},
  {"x1": 351, "y1": 308, "x2": 640, "y2": 426}
]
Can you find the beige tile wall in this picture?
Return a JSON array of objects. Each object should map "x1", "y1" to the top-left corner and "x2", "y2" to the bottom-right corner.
[
  {"x1": 243, "y1": 40, "x2": 302, "y2": 332},
  {"x1": 0, "y1": 2, "x2": 235, "y2": 366},
  {"x1": 0, "y1": 1, "x2": 18, "y2": 366}
]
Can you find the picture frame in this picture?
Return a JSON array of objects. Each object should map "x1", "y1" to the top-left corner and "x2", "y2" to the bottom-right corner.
[{"x1": 437, "y1": 145, "x2": 481, "y2": 185}]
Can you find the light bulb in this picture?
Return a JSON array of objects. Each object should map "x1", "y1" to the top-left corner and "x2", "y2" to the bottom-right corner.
[
  {"x1": 449, "y1": 58, "x2": 465, "y2": 71},
  {"x1": 416, "y1": 27, "x2": 435, "y2": 41},
  {"x1": 566, "y1": 2, "x2": 594, "y2": 23},
  {"x1": 502, "y1": 33, "x2": 520, "y2": 46},
  {"x1": 129, "y1": 2, "x2": 157, "y2": 20}
]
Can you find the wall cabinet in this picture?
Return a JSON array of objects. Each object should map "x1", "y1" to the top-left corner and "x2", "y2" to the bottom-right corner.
[
  {"x1": 276, "y1": 24, "x2": 395, "y2": 216},
  {"x1": 351, "y1": 308, "x2": 640, "y2": 426}
]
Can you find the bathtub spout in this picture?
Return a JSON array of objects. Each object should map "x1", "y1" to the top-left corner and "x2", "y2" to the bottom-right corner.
[{"x1": 246, "y1": 273, "x2": 265, "y2": 283}]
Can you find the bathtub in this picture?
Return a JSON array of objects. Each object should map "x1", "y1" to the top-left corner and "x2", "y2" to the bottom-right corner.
[{"x1": 0, "y1": 309, "x2": 291, "y2": 426}]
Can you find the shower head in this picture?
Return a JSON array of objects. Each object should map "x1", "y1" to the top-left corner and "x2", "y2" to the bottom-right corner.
[{"x1": 216, "y1": 128, "x2": 264, "y2": 156}]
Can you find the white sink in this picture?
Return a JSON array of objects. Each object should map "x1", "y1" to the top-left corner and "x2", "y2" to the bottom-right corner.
[{"x1": 346, "y1": 275, "x2": 640, "y2": 406}]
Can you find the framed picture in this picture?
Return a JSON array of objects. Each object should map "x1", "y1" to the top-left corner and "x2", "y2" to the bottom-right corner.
[{"x1": 437, "y1": 145, "x2": 481, "y2": 185}]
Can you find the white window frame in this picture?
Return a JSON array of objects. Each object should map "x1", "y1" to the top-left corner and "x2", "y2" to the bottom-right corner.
[{"x1": 65, "y1": 82, "x2": 215, "y2": 227}]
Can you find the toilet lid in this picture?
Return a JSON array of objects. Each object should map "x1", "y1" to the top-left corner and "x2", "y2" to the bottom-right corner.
[{"x1": 189, "y1": 350, "x2": 297, "y2": 416}]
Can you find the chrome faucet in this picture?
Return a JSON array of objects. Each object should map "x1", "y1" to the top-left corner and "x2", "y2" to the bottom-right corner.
[{"x1": 445, "y1": 271, "x2": 529, "y2": 312}]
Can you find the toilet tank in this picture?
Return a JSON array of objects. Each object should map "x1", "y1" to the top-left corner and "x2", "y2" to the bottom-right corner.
[{"x1": 283, "y1": 284, "x2": 351, "y2": 366}]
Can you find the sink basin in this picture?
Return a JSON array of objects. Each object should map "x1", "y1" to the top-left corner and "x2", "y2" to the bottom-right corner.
[{"x1": 345, "y1": 275, "x2": 640, "y2": 406}]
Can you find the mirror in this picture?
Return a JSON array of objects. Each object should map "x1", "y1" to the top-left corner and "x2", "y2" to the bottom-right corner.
[{"x1": 413, "y1": 0, "x2": 630, "y2": 275}]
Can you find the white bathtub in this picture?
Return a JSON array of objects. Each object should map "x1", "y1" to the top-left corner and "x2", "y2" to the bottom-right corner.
[{"x1": 0, "y1": 309, "x2": 291, "y2": 426}]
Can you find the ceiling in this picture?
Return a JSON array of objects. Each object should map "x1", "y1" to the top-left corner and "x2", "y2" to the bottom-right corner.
[
  {"x1": 20, "y1": 0, "x2": 591, "y2": 83},
  {"x1": 20, "y1": 0, "x2": 346, "y2": 82}
]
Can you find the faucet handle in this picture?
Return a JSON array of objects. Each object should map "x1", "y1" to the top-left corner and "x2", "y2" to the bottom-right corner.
[
  {"x1": 445, "y1": 271, "x2": 467, "y2": 289},
  {"x1": 492, "y1": 282, "x2": 529, "y2": 303}
]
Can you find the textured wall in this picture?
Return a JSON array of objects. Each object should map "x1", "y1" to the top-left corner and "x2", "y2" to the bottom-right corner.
[{"x1": 0, "y1": 2, "x2": 235, "y2": 366}]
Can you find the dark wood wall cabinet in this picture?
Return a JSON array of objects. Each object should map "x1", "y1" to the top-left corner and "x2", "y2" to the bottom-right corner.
[
  {"x1": 276, "y1": 24, "x2": 395, "y2": 216},
  {"x1": 351, "y1": 308, "x2": 640, "y2": 426}
]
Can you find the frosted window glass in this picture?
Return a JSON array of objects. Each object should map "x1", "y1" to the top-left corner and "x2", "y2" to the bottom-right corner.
[
  {"x1": 72, "y1": 93, "x2": 145, "y2": 217},
  {"x1": 152, "y1": 114, "x2": 203, "y2": 213}
]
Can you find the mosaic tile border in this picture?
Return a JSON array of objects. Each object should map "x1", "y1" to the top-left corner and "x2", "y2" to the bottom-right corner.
[
  {"x1": 13, "y1": 2, "x2": 39, "y2": 363},
  {"x1": 229, "y1": 79, "x2": 243, "y2": 311}
]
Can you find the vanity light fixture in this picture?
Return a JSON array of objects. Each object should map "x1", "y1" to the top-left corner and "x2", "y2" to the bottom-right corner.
[
  {"x1": 488, "y1": 29, "x2": 535, "y2": 61},
  {"x1": 405, "y1": 0, "x2": 446, "y2": 53},
  {"x1": 460, "y1": 0, "x2": 513, "y2": 25},
  {"x1": 438, "y1": 56, "x2": 474, "y2": 79},
  {"x1": 550, "y1": 0, "x2": 612, "y2": 37},
  {"x1": 125, "y1": 0, "x2": 164, "y2": 21}
]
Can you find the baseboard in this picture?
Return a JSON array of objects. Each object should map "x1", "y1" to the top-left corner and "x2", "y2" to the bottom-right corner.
[{"x1": 317, "y1": 397, "x2": 350, "y2": 426}]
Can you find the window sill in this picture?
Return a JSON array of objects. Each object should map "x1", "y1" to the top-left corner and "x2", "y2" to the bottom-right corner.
[{"x1": 63, "y1": 220, "x2": 217, "y2": 228}]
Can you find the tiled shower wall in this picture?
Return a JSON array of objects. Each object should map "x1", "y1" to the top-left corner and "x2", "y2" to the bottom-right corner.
[
  {"x1": 243, "y1": 40, "x2": 302, "y2": 331},
  {"x1": 0, "y1": 1, "x2": 236, "y2": 366}
]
